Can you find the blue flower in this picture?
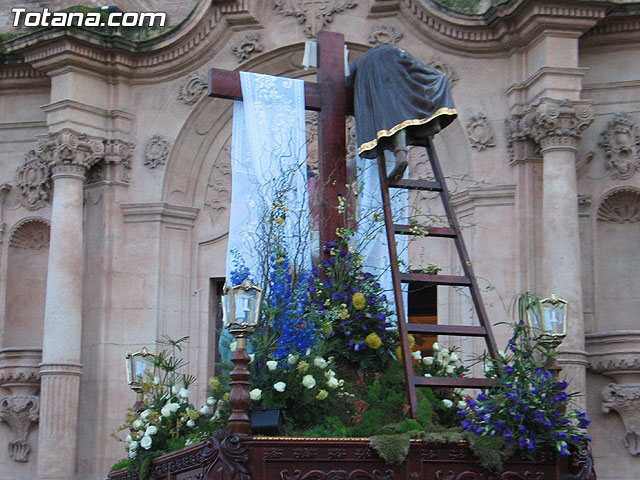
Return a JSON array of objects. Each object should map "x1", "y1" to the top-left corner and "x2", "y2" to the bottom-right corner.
[{"x1": 505, "y1": 366, "x2": 514, "y2": 375}]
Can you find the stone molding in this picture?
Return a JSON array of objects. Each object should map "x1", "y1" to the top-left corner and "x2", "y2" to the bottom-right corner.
[
  {"x1": 273, "y1": 0, "x2": 358, "y2": 38},
  {"x1": 596, "y1": 188, "x2": 640, "y2": 224},
  {"x1": 7, "y1": 217, "x2": 50, "y2": 250},
  {"x1": 587, "y1": 330, "x2": 640, "y2": 384},
  {"x1": 465, "y1": 113, "x2": 495, "y2": 151},
  {"x1": 368, "y1": 25, "x2": 403, "y2": 45},
  {"x1": 450, "y1": 184, "x2": 516, "y2": 217},
  {"x1": 0, "y1": 394, "x2": 40, "y2": 463},
  {"x1": 177, "y1": 72, "x2": 208, "y2": 106},
  {"x1": 121, "y1": 202, "x2": 200, "y2": 227},
  {"x1": 0, "y1": 347, "x2": 42, "y2": 396},
  {"x1": 602, "y1": 383, "x2": 640, "y2": 456},
  {"x1": 38, "y1": 362, "x2": 83, "y2": 377},
  {"x1": 144, "y1": 135, "x2": 172, "y2": 169},
  {"x1": 598, "y1": 113, "x2": 640, "y2": 180},
  {"x1": 231, "y1": 33, "x2": 264, "y2": 63}
]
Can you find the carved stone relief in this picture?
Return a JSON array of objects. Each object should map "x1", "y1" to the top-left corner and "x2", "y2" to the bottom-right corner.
[
  {"x1": 204, "y1": 140, "x2": 232, "y2": 230},
  {"x1": 306, "y1": 112, "x2": 319, "y2": 176},
  {"x1": 102, "y1": 138, "x2": 135, "y2": 183},
  {"x1": 465, "y1": 113, "x2": 495, "y2": 151},
  {"x1": 8, "y1": 217, "x2": 50, "y2": 250},
  {"x1": 602, "y1": 383, "x2": 640, "y2": 456},
  {"x1": 178, "y1": 72, "x2": 208, "y2": 106},
  {"x1": 368, "y1": 25, "x2": 403, "y2": 45},
  {"x1": 427, "y1": 56, "x2": 458, "y2": 87},
  {"x1": 273, "y1": 0, "x2": 357, "y2": 38},
  {"x1": 0, "y1": 183, "x2": 12, "y2": 242},
  {"x1": 0, "y1": 394, "x2": 40, "y2": 462},
  {"x1": 598, "y1": 113, "x2": 640, "y2": 180},
  {"x1": 144, "y1": 135, "x2": 171, "y2": 169},
  {"x1": 596, "y1": 188, "x2": 640, "y2": 224},
  {"x1": 232, "y1": 33, "x2": 264, "y2": 63},
  {"x1": 14, "y1": 150, "x2": 50, "y2": 210}
]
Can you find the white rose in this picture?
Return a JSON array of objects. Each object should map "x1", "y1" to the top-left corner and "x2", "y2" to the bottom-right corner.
[
  {"x1": 302, "y1": 374, "x2": 316, "y2": 389},
  {"x1": 185, "y1": 439, "x2": 193, "y2": 446},
  {"x1": 249, "y1": 354, "x2": 255, "y2": 363},
  {"x1": 457, "y1": 401, "x2": 467, "y2": 409},
  {"x1": 186, "y1": 419, "x2": 195, "y2": 428},
  {"x1": 432, "y1": 342, "x2": 440, "y2": 351},
  {"x1": 441, "y1": 348, "x2": 450, "y2": 358},
  {"x1": 199, "y1": 405, "x2": 210, "y2": 415},
  {"x1": 445, "y1": 365, "x2": 455, "y2": 375},
  {"x1": 327, "y1": 377, "x2": 339, "y2": 389},
  {"x1": 161, "y1": 406, "x2": 172, "y2": 417},
  {"x1": 483, "y1": 364, "x2": 493, "y2": 373},
  {"x1": 287, "y1": 354, "x2": 298, "y2": 365},
  {"x1": 128, "y1": 450, "x2": 137, "y2": 459},
  {"x1": 179, "y1": 388, "x2": 190, "y2": 398},
  {"x1": 171, "y1": 385, "x2": 179, "y2": 395},
  {"x1": 412, "y1": 351, "x2": 422, "y2": 361},
  {"x1": 132, "y1": 419, "x2": 142, "y2": 430},
  {"x1": 125, "y1": 434, "x2": 132, "y2": 443},
  {"x1": 169, "y1": 402, "x2": 179, "y2": 413},
  {"x1": 129, "y1": 441, "x2": 138, "y2": 451},
  {"x1": 274, "y1": 381, "x2": 286, "y2": 392},
  {"x1": 449, "y1": 353, "x2": 459, "y2": 363},
  {"x1": 206, "y1": 396, "x2": 215, "y2": 406},
  {"x1": 153, "y1": 376, "x2": 161, "y2": 385},
  {"x1": 325, "y1": 369, "x2": 336, "y2": 379},
  {"x1": 442, "y1": 399, "x2": 454, "y2": 408},
  {"x1": 229, "y1": 341, "x2": 237, "y2": 352},
  {"x1": 305, "y1": 348, "x2": 311, "y2": 356},
  {"x1": 250, "y1": 388, "x2": 262, "y2": 401},
  {"x1": 145, "y1": 425, "x2": 158, "y2": 436},
  {"x1": 314, "y1": 357, "x2": 328, "y2": 369},
  {"x1": 422, "y1": 356, "x2": 434, "y2": 366},
  {"x1": 140, "y1": 435, "x2": 152, "y2": 450},
  {"x1": 266, "y1": 360, "x2": 278, "y2": 371},
  {"x1": 424, "y1": 373, "x2": 432, "y2": 377}
]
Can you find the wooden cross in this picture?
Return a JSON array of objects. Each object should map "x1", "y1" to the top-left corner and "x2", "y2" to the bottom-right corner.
[{"x1": 207, "y1": 31, "x2": 352, "y2": 252}]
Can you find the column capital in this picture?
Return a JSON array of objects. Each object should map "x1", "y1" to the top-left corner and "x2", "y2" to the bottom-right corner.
[
  {"x1": 38, "y1": 129, "x2": 105, "y2": 171},
  {"x1": 602, "y1": 383, "x2": 640, "y2": 456},
  {"x1": 521, "y1": 98, "x2": 594, "y2": 152}
]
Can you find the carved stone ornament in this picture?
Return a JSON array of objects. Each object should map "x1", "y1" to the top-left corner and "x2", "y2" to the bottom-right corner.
[
  {"x1": 14, "y1": 150, "x2": 50, "y2": 210},
  {"x1": 596, "y1": 188, "x2": 640, "y2": 224},
  {"x1": 273, "y1": 0, "x2": 358, "y2": 38},
  {"x1": 427, "y1": 56, "x2": 458, "y2": 86},
  {"x1": 505, "y1": 115, "x2": 541, "y2": 164},
  {"x1": 466, "y1": 113, "x2": 496, "y2": 151},
  {"x1": 178, "y1": 72, "x2": 208, "y2": 106},
  {"x1": 103, "y1": 139, "x2": 135, "y2": 183},
  {"x1": 368, "y1": 25, "x2": 403, "y2": 45},
  {"x1": 0, "y1": 394, "x2": 40, "y2": 462},
  {"x1": 232, "y1": 33, "x2": 264, "y2": 63},
  {"x1": 598, "y1": 113, "x2": 640, "y2": 179},
  {"x1": 144, "y1": 135, "x2": 171, "y2": 169},
  {"x1": 8, "y1": 217, "x2": 50, "y2": 250},
  {"x1": 602, "y1": 383, "x2": 640, "y2": 456}
]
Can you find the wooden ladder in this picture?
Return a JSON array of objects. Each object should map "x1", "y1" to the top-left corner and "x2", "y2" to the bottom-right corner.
[{"x1": 377, "y1": 136, "x2": 499, "y2": 418}]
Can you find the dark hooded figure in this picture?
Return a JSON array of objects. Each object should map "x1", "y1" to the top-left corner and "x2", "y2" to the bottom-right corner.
[{"x1": 347, "y1": 44, "x2": 457, "y2": 178}]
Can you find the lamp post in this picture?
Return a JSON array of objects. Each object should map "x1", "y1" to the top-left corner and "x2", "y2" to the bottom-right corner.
[
  {"x1": 526, "y1": 294, "x2": 568, "y2": 377},
  {"x1": 125, "y1": 347, "x2": 155, "y2": 412},
  {"x1": 222, "y1": 279, "x2": 263, "y2": 435}
]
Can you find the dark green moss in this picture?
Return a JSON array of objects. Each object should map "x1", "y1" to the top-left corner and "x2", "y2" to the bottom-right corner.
[{"x1": 369, "y1": 434, "x2": 411, "y2": 465}]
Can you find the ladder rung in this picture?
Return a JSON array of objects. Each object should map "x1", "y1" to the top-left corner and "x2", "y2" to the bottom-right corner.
[
  {"x1": 401, "y1": 273, "x2": 471, "y2": 286},
  {"x1": 406, "y1": 324, "x2": 487, "y2": 337},
  {"x1": 387, "y1": 179, "x2": 442, "y2": 191},
  {"x1": 413, "y1": 376, "x2": 497, "y2": 388},
  {"x1": 393, "y1": 224, "x2": 456, "y2": 237}
]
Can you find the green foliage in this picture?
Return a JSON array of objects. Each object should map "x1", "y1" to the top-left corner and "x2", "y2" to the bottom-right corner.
[
  {"x1": 110, "y1": 458, "x2": 131, "y2": 471},
  {"x1": 369, "y1": 434, "x2": 410, "y2": 465}
]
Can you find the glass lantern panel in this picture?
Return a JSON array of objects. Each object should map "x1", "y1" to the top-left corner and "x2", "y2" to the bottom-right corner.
[
  {"x1": 234, "y1": 289, "x2": 259, "y2": 324},
  {"x1": 527, "y1": 307, "x2": 543, "y2": 335},
  {"x1": 542, "y1": 304, "x2": 565, "y2": 335}
]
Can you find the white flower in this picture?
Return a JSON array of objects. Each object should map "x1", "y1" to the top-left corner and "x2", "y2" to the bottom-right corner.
[
  {"x1": 325, "y1": 369, "x2": 336, "y2": 379},
  {"x1": 132, "y1": 419, "x2": 143, "y2": 430},
  {"x1": 250, "y1": 388, "x2": 262, "y2": 401},
  {"x1": 229, "y1": 341, "x2": 237, "y2": 352},
  {"x1": 128, "y1": 450, "x2": 137, "y2": 459},
  {"x1": 171, "y1": 385, "x2": 179, "y2": 395},
  {"x1": 169, "y1": 402, "x2": 179, "y2": 413},
  {"x1": 179, "y1": 387, "x2": 190, "y2": 398},
  {"x1": 266, "y1": 360, "x2": 278, "y2": 371},
  {"x1": 140, "y1": 435, "x2": 153, "y2": 450},
  {"x1": 338, "y1": 379, "x2": 344, "y2": 387},
  {"x1": 449, "y1": 353, "x2": 459, "y2": 363},
  {"x1": 422, "y1": 356, "x2": 434, "y2": 366},
  {"x1": 314, "y1": 357, "x2": 328, "y2": 369},
  {"x1": 432, "y1": 342, "x2": 440, "y2": 351},
  {"x1": 153, "y1": 376, "x2": 161, "y2": 385},
  {"x1": 287, "y1": 354, "x2": 299, "y2": 365},
  {"x1": 498, "y1": 350, "x2": 506, "y2": 359},
  {"x1": 411, "y1": 351, "x2": 422, "y2": 361},
  {"x1": 125, "y1": 434, "x2": 132, "y2": 443},
  {"x1": 140, "y1": 409, "x2": 152, "y2": 421},
  {"x1": 185, "y1": 439, "x2": 193, "y2": 446},
  {"x1": 274, "y1": 381, "x2": 286, "y2": 392},
  {"x1": 199, "y1": 405, "x2": 210, "y2": 415},
  {"x1": 305, "y1": 348, "x2": 311, "y2": 356},
  {"x1": 302, "y1": 374, "x2": 316, "y2": 389},
  {"x1": 145, "y1": 425, "x2": 158, "y2": 436},
  {"x1": 129, "y1": 441, "x2": 138, "y2": 451},
  {"x1": 327, "y1": 377, "x2": 339, "y2": 389},
  {"x1": 161, "y1": 406, "x2": 172, "y2": 417},
  {"x1": 442, "y1": 399, "x2": 454, "y2": 408},
  {"x1": 445, "y1": 365, "x2": 455, "y2": 375},
  {"x1": 207, "y1": 396, "x2": 215, "y2": 406},
  {"x1": 483, "y1": 364, "x2": 493, "y2": 373},
  {"x1": 249, "y1": 354, "x2": 255, "y2": 363},
  {"x1": 441, "y1": 348, "x2": 450, "y2": 358},
  {"x1": 457, "y1": 400, "x2": 467, "y2": 409},
  {"x1": 186, "y1": 419, "x2": 195, "y2": 428},
  {"x1": 424, "y1": 373, "x2": 432, "y2": 377}
]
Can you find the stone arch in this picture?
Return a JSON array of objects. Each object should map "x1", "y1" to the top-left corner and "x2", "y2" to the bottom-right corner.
[
  {"x1": 593, "y1": 187, "x2": 640, "y2": 331},
  {"x1": 4, "y1": 217, "x2": 50, "y2": 348}
]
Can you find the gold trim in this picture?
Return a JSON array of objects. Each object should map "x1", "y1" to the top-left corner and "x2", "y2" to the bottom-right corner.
[
  {"x1": 249, "y1": 436, "x2": 424, "y2": 443},
  {"x1": 357, "y1": 107, "x2": 458, "y2": 155}
]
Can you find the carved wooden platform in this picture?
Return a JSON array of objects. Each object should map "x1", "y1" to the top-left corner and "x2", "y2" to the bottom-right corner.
[{"x1": 107, "y1": 428, "x2": 596, "y2": 480}]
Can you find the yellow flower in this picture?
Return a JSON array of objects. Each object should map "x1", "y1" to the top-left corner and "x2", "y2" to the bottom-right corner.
[
  {"x1": 408, "y1": 334, "x2": 416, "y2": 347},
  {"x1": 352, "y1": 292, "x2": 366, "y2": 310},
  {"x1": 274, "y1": 217, "x2": 285, "y2": 225},
  {"x1": 296, "y1": 361, "x2": 309, "y2": 373},
  {"x1": 365, "y1": 333, "x2": 382, "y2": 349},
  {"x1": 316, "y1": 389, "x2": 329, "y2": 400},
  {"x1": 276, "y1": 257, "x2": 285, "y2": 263},
  {"x1": 339, "y1": 309, "x2": 349, "y2": 320},
  {"x1": 187, "y1": 410, "x2": 200, "y2": 420}
]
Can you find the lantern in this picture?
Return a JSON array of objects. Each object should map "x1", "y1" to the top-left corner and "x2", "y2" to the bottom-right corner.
[
  {"x1": 222, "y1": 279, "x2": 263, "y2": 339},
  {"x1": 526, "y1": 294, "x2": 568, "y2": 350}
]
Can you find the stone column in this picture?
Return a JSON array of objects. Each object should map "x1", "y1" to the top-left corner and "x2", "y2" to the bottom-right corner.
[
  {"x1": 522, "y1": 99, "x2": 594, "y2": 408},
  {"x1": 35, "y1": 130, "x2": 104, "y2": 480}
]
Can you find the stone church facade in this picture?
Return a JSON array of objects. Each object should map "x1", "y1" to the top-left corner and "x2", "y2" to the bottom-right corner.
[{"x1": 0, "y1": 1, "x2": 639, "y2": 479}]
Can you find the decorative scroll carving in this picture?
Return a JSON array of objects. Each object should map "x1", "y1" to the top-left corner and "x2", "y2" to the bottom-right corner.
[
  {"x1": 596, "y1": 188, "x2": 640, "y2": 223},
  {"x1": 327, "y1": 448, "x2": 347, "y2": 459},
  {"x1": 103, "y1": 139, "x2": 135, "y2": 183},
  {"x1": 602, "y1": 383, "x2": 640, "y2": 455},
  {"x1": 232, "y1": 33, "x2": 264, "y2": 62},
  {"x1": 264, "y1": 447, "x2": 284, "y2": 459},
  {"x1": 505, "y1": 115, "x2": 541, "y2": 164},
  {"x1": 273, "y1": 0, "x2": 358, "y2": 38},
  {"x1": 199, "y1": 427, "x2": 250, "y2": 480},
  {"x1": 8, "y1": 217, "x2": 50, "y2": 250},
  {"x1": 44, "y1": 129, "x2": 105, "y2": 169},
  {"x1": 144, "y1": 135, "x2": 171, "y2": 169},
  {"x1": 598, "y1": 113, "x2": 640, "y2": 180},
  {"x1": 0, "y1": 394, "x2": 40, "y2": 462},
  {"x1": 466, "y1": 113, "x2": 495, "y2": 151},
  {"x1": 293, "y1": 447, "x2": 318, "y2": 459},
  {"x1": 427, "y1": 56, "x2": 458, "y2": 86},
  {"x1": 15, "y1": 151, "x2": 50, "y2": 210},
  {"x1": 563, "y1": 443, "x2": 596, "y2": 480},
  {"x1": 280, "y1": 469, "x2": 394, "y2": 480},
  {"x1": 204, "y1": 141, "x2": 232, "y2": 230},
  {"x1": 354, "y1": 446, "x2": 376, "y2": 459},
  {"x1": 368, "y1": 25, "x2": 403, "y2": 45},
  {"x1": 178, "y1": 72, "x2": 208, "y2": 106}
]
